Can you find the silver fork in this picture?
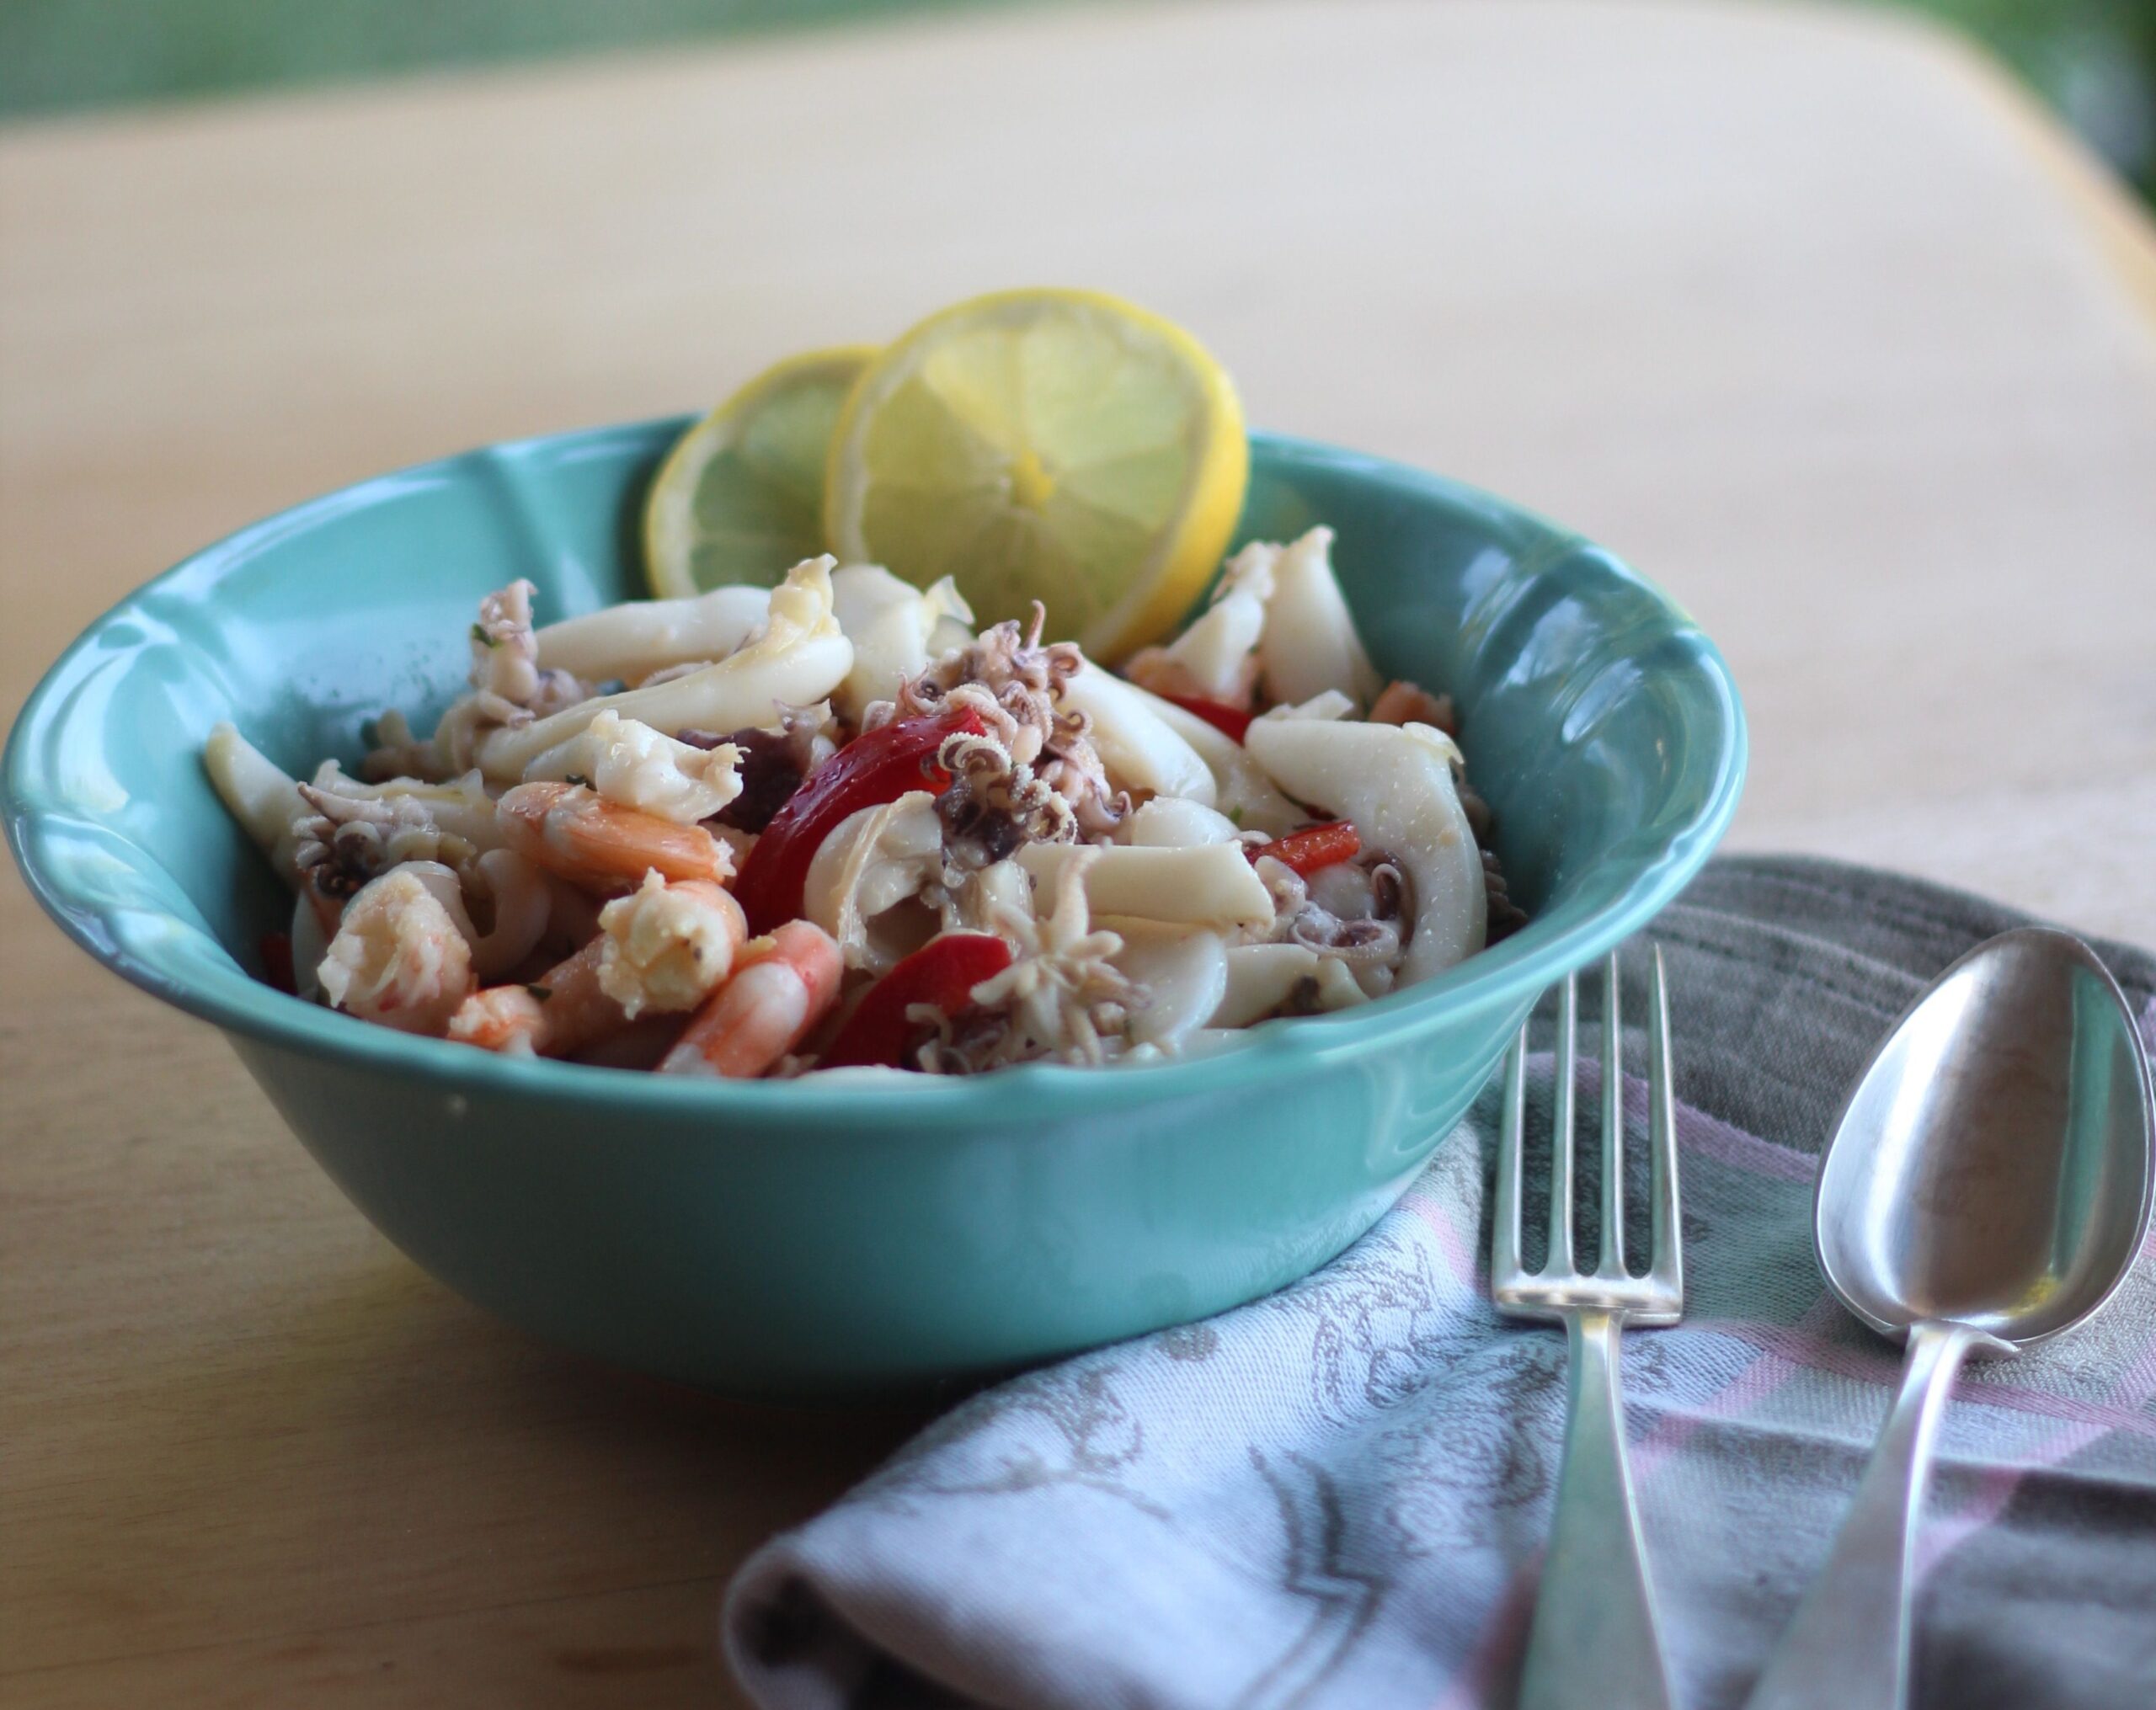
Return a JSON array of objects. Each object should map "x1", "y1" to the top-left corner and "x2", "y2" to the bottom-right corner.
[{"x1": 1493, "y1": 948, "x2": 1684, "y2": 1710}]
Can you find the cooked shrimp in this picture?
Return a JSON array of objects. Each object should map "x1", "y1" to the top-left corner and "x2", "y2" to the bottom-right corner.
[
  {"x1": 317, "y1": 866, "x2": 476, "y2": 1035},
  {"x1": 1369, "y1": 679, "x2": 1457, "y2": 732},
  {"x1": 497, "y1": 780, "x2": 731, "y2": 893},
  {"x1": 659, "y1": 919, "x2": 842, "y2": 1079},
  {"x1": 448, "y1": 937, "x2": 617, "y2": 1057},
  {"x1": 595, "y1": 874, "x2": 747, "y2": 1018},
  {"x1": 451, "y1": 872, "x2": 746, "y2": 1056}
]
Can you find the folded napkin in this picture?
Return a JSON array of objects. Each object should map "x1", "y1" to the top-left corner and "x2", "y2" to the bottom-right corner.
[{"x1": 725, "y1": 855, "x2": 2156, "y2": 1710}]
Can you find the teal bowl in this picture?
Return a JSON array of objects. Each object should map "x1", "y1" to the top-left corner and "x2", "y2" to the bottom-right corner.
[{"x1": 3, "y1": 422, "x2": 1743, "y2": 1397}]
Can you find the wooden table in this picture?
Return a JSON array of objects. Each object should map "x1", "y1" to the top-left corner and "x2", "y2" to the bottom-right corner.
[{"x1": 5, "y1": 2, "x2": 2153, "y2": 1702}]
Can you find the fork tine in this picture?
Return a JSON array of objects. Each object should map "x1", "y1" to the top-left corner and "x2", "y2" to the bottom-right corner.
[
  {"x1": 1598, "y1": 951, "x2": 1625, "y2": 1280},
  {"x1": 1492, "y1": 1026, "x2": 1527, "y2": 1283},
  {"x1": 1548, "y1": 973, "x2": 1577, "y2": 1275},
  {"x1": 1646, "y1": 944, "x2": 1683, "y2": 1299}
]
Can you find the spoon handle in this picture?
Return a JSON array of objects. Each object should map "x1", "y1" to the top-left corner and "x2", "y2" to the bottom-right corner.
[{"x1": 1743, "y1": 1320, "x2": 1997, "y2": 1710}]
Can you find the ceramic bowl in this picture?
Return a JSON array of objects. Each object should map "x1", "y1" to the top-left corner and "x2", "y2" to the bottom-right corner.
[{"x1": 4, "y1": 423, "x2": 1744, "y2": 1397}]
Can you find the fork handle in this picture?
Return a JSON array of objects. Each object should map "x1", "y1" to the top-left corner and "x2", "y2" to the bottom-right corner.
[{"x1": 1519, "y1": 1308, "x2": 1673, "y2": 1710}]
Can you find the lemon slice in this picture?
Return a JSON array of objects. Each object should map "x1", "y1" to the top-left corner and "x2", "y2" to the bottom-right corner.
[
  {"x1": 644, "y1": 345, "x2": 878, "y2": 598},
  {"x1": 824, "y1": 289, "x2": 1248, "y2": 661}
]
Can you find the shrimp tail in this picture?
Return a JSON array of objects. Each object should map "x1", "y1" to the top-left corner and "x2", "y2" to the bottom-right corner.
[{"x1": 659, "y1": 920, "x2": 843, "y2": 1079}]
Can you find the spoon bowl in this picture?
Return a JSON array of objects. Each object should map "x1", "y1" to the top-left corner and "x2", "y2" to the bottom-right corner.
[{"x1": 1817, "y1": 925, "x2": 2154, "y2": 1345}]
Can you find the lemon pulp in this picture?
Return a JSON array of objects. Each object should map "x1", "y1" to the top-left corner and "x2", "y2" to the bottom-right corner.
[
  {"x1": 824, "y1": 289, "x2": 1247, "y2": 660},
  {"x1": 644, "y1": 345, "x2": 878, "y2": 599}
]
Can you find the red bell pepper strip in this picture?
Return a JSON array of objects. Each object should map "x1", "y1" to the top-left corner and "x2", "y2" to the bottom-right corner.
[
  {"x1": 818, "y1": 932, "x2": 1015, "y2": 1069},
  {"x1": 732, "y1": 709, "x2": 983, "y2": 936},
  {"x1": 1250, "y1": 821, "x2": 1361, "y2": 877},
  {"x1": 1160, "y1": 691, "x2": 1255, "y2": 744}
]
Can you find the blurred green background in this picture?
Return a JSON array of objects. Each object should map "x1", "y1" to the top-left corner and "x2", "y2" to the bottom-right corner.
[{"x1": 2, "y1": 1, "x2": 2150, "y2": 206}]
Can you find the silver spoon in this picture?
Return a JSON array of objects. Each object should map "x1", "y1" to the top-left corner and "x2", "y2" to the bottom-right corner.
[{"x1": 1744, "y1": 925, "x2": 2154, "y2": 1710}]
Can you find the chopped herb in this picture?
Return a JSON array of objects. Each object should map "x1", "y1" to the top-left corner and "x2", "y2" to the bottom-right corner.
[
  {"x1": 1227, "y1": 802, "x2": 1245, "y2": 826},
  {"x1": 524, "y1": 983, "x2": 552, "y2": 1001},
  {"x1": 471, "y1": 622, "x2": 499, "y2": 647}
]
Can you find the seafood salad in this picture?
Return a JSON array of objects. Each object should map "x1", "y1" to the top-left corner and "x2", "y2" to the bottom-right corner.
[{"x1": 205, "y1": 530, "x2": 1523, "y2": 1079}]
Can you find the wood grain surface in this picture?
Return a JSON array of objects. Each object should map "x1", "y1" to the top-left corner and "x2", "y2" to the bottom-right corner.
[{"x1": 4, "y1": 2, "x2": 2153, "y2": 1702}]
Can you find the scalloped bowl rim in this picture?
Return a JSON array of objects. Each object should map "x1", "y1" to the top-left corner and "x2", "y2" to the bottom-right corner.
[{"x1": 4, "y1": 423, "x2": 1747, "y2": 1125}]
